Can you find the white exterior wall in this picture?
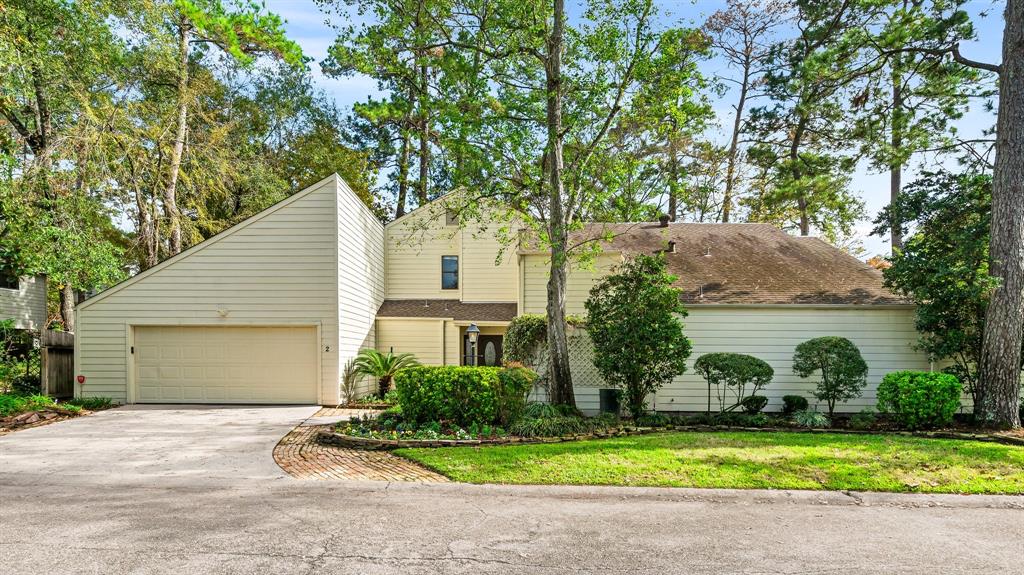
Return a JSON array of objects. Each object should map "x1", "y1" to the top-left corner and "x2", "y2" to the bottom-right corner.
[
  {"x1": 568, "y1": 306, "x2": 929, "y2": 414},
  {"x1": 0, "y1": 275, "x2": 47, "y2": 330},
  {"x1": 385, "y1": 206, "x2": 519, "y2": 302},
  {"x1": 337, "y1": 177, "x2": 386, "y2": 401},
  {"x1": 75, "y1": 176, "x2": 348, "y2": 404},
  {"x1": 520, "y1": 253, "x2": 620, "y2": 316}
]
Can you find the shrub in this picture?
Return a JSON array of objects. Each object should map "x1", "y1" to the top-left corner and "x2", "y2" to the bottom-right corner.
[
  {"x1": 792, "y1": 410, "x2": 830, "y2": 429},
  {"x1": 782, "y1": 395, "x2": 808, "y2": 416},
  {"x1": 740, "y1": 395, "x2": 768, "y2": 415},
  {"x1": 353, "y1": 349, "x2": 420, "y2": 398},
  {"x1": 394, "y1": 365, "x2": 536, "y2": 427},
  {"x1": 876, "y1": 371, "x2": 962, "y2": 430},
  {"x1": 792, "y1": 337, "x2": 869, "y2": 416},
  {"x1": 503, "y1": 314, "x2": 549, "y2": 365},
  {"x1": 694, "y1": 353, "x2": 774, "y2": 413},
  {"x1": 849, "y1": 408, "x2": 877, "y2": 431},
  {"x1": 0, "y1": 393, "x2": 55, "y2": 417},
  {"x1": 64, "y1": 396, "x2": 113, "y2": 410},
  {"x1": 634, "y1": 412, "x2": 672, "y2": 427},
  {"x1": 585, "y1": 254, "x2": 692, "y2": 418},
  {"x1": 508, "y1": 414, "x2": 616, "y2": 438}
]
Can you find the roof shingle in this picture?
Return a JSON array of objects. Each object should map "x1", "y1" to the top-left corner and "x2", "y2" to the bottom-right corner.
[{"x1": 376, "y1": 299, "x2": 518, "y2": 321}]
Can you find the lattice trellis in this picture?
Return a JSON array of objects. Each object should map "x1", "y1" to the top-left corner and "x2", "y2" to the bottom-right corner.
[{"x1": 524, "y1": 328, "x2": 606, "y2": 401}]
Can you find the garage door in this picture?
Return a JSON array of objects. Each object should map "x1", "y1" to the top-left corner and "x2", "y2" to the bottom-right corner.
[{"x1": 134, "y1": 326, "x2": 318, "y2": 404}]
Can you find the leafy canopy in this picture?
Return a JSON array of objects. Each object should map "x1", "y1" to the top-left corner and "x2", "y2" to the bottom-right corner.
[
  {"x1": 585, "y1": 254, "x2": 691, "y2": 417},
  {"x1": 792, "y1": 336, "x2": 868, "y2": 416},
  {"x1": 694, "y1": 352, "x2": 774, "y2": 413}
]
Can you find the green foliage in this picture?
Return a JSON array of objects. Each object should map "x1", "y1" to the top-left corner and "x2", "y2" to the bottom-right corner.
[
  {"x1": 792, "y1": 410, "x2": 831, "y2": 429},
  {"x1": 792, "y1": 337, "x2": 868, "y2": 416},
  {"x1": 503, "y1": 315, "x2": 549, "y2": 365},
  {"x1": 849, "y1": 409, "x2": 877, "y2": 431},
  {"x1": 0, "y1": 394, "x2": 56, "y2": 417},
  {"x1": 64, "y1": 396, "x2": 114, "y2": 411},
  {"x1": 694, "y1": 352, "x2": 774, "y2": 413},
  {"x1": 874, "y1": 171, "x2": 1003, "y2": 408},
  {"x1": 634, "y1": 412, "x2": 673, "y2": 428},
  {"x1": 740, "y1": 395, "x2": 769, "y2": 415},
  {"x1": 508, "y1": 414, "x2": 617, "y2": 438},
  {"x1": 585, "y1": 254, "x2": 692, "y2": 418},
  {"x1": 353, "y1": 349, "x2": 420, "y2": 398},
  {"x1": 877, "y1": 371, "x2": 963, "y2": 430},
  {"x1": 782, "y1": 395, "x2": 809, "y2": 416},
  {"x1": 0, "y1": 320, "x2": 39, "y2": 395},
  {"x1": 394, "y1": 366, "x2": 536, "y2": 428}
]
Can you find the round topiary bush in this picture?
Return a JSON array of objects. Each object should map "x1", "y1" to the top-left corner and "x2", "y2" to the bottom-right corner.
[
  {"x1": 782, "y1": 395, "x2": 808, "y2": 416},
  {"x1": 876, "y1": 371, "x2": 962, "y2": 430}
]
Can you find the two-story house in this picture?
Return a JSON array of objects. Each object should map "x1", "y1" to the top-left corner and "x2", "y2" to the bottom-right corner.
[
  {"x1": 0, "y1": 271, "x2": 48, "y2": 332},
  {"x1": 75, "y1": 174, "x2": 929, "y2": 412}
]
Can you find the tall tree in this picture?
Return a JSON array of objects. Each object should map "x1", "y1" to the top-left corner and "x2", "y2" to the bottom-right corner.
[
  {"x1": 157, "y1": 0, "x2": 304, "y2": 256},
  {"x1": 704, "y1": 0, "x2": 788, "y2": 223},
  {"x1": 434, "y1": 0, "x2": 708, "y2": 407},
  {"x1": 856, "y1": 0, "x2": 983, "y2": 253}
]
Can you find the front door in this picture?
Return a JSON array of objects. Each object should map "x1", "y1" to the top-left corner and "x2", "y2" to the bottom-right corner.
[{"x1": 463, "y1": 335, "x2": 503, "y2": 366}]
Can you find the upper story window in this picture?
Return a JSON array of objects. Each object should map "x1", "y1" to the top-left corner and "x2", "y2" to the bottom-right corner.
[
  {"x1": 0, "y1": 261, "x2": 19, "y2": 290},
  {"x1": 441, "y1": 255, "x2": 459, "y2": 290}
]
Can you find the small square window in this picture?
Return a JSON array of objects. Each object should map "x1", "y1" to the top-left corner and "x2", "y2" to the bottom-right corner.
[
  {"x1": 0, "y1": 266, "x2": 18, "y2": 290},
  {"x1": 441, "y1": 256, "x2": 458, "y2": 290},
  {"x1": 445, "y1": 209, "x2": 458, "y2": 226}
]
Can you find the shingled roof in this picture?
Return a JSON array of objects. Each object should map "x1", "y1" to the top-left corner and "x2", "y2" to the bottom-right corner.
[
  {"x1": 566, "y1": 222, "x2": 906, "y2": 305},
  {"x1": 377, "y1": 299, "x2": 518, "y2": 321}
]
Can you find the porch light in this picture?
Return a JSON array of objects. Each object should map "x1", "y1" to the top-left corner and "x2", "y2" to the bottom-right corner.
[{"x1": 466, "y1": 323, "x2": 480, "y2": 344}]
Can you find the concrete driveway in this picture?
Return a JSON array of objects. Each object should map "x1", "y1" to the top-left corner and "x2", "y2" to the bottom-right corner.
[{"x1": 1, "y1": 405, "x2": 1023, "y2": 574}]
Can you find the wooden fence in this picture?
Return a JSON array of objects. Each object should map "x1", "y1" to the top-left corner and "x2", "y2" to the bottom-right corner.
[{"x1": 41, "y1": 330, "x2": 74, "y2": 399}]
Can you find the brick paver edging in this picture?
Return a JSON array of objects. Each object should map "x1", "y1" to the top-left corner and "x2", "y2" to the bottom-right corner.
[
  {"x1": 273, "y1": 425, "x2": 449, "y2": 482},
  {"x1": 318, "y1": 424, "x2": 1024, "y2": 451}
]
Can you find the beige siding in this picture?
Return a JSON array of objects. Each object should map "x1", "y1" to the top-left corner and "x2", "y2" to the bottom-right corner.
[
  {"x1": 375, "y1": 318, "x2": 445, "y2": 365},
  {"x1": 385, "y1": 207, "x2": 518, "y2": 302},
  {"x1": 337, "y1": 177, "x2": 386, "y2": 402},
  {"x1": 568, "y1": 306, "x2": 929, "y2": 414},
  {"x1": 385, "y1": 208, "x2": 461, "y2": 299},
  {"x1": 521, "y1": 253, "x2": 621, "y2": 316},
  {"x1": 75, "y1": 176, "x2": 345, "y2": 404},
  {"x1": 0, "y1": 275, "x2": 47, "y2": 330}
]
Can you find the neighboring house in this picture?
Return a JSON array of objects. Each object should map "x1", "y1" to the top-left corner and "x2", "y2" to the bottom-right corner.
[
  {"x1": 76, "y1": 174, "x2": 929, "y2": 411},
  {"x1": 0, "y1": 273, "x2": 48, "y2": 331}
]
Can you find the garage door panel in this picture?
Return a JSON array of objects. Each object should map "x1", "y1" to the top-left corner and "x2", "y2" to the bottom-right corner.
[{"x1": 134, "y1": 326, "x2": 317, "y2": 404}]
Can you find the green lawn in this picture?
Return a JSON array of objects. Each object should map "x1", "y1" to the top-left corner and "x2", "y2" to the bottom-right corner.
[{"x1": 395, "y1": 431, "x2": 1024, "y2": 494}]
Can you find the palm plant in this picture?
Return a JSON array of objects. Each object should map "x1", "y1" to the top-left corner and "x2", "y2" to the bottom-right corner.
[{"x1": 353, "y1": 349, "x2": 420, "y2": 398}]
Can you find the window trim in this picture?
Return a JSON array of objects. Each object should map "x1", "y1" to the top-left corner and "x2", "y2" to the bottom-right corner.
[
  {"x1": 441, "y1": 255, "x2": 459, "y2": 290},
  {"x1": 0, "y1": 274, "x2": 20, "y2": 292}
]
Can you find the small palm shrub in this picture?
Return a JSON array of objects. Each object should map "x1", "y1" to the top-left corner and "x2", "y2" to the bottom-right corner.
[
  {"x1": 740, "y1": 395, "x2": 768, "y2": 415},
  {"x1": 792, "y1": 337, "x2": 869, "y2": 416},
  {"x1": 876, "y1": 371, "x2": 962, "y2": 430},
  {"x1": 340, "y1": 358, "x2": 361, "y2": 403},
  {"x1": 353, "y1": 349, "x2": 420, "y2": 398},
  {"x1": 792, "y1": 410, "x2": 830, "y2": 429},
  {"x1": 782, "y1": 395, "x2": 808, "y2": 416}
]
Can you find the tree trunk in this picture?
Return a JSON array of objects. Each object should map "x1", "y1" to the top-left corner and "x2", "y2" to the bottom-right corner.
[
  {"x1": 790, "y1": 117, "x2": 810, "y2": 235},
  {"x1": 379, "y1": 375, "x2": 391, "y2": 398},
  {"x1": 164, "y1": 17, "x2": 190, "y2": 256},
  {"x1": 59, "y1": 283, "x2": 75, "y2": 332},
  {"x1": 890, "y1": 54, "x2": 905, "y2": 253},
  {"x1": 668, "y1": 140, "x2": 679, "y2": 221},
  {"x1": 543, "y1": 0, "x2": 575, "y2": 409},
  {"x1": 396, "y1": 131, "x2": 411, "y2": 218},
  {"x1": 978, "y1": 0, "x2": 1023, "y2": 429},
  {"x1": 417, "y1": 62, "x2": 430, "y2": 206},
  {"x1": 723, "y1": 59, "x2": 751, "y2": 224}
]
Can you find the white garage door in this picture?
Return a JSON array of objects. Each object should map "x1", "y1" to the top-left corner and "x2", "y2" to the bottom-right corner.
[{"x1": 134, "y1": 326, "x2": 318, "y2": 404}]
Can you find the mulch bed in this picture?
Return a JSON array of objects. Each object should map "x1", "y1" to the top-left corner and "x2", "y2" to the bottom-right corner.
[{"x1": 0, "y1": 408, "x2": 83, "y2": 435}]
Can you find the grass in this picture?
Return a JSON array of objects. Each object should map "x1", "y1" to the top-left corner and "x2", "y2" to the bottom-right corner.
[{"x1": 395, "y1": 431, "x2": 1024, "y2": 494}]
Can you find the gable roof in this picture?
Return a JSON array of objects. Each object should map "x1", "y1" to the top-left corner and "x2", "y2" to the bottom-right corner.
[
  {"x1": 79, "y1": 174, "x2": 374, "y2": 311},
  {"x1": 562, "y1": 222, "x2": 905, "y2": 306},
  {"x1": 376, "y1": 299, "x2": 518, "y2": 321}
]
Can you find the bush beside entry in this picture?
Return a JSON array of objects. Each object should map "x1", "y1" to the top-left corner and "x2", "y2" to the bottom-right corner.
[
  {"x1": 394, "y1": 366, "x2": 536, "y2": 428},
  {"x1": 792, "y1": 337, "x2": 869, "y2": 417},
  {"x1": 877, "y1": 371, "x2": 963, "y2": 430}
]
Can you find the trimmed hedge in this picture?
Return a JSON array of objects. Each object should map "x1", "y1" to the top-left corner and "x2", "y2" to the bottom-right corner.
[
  {"x1": 877, "y1": 371, "x2": 962, "y2": 430},
  {"x1": 394, "y1": 366, "x2": 536, "y2": 427}
]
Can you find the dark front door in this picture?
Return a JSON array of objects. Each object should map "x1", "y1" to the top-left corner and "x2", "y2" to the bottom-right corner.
[{"x1": 463, "y1": 335, "x2": 503, "y2": 366}]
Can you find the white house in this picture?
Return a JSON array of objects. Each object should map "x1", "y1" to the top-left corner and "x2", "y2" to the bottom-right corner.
[{"x1": 75, "y1": 174, "x2": 929, "y2": 412}]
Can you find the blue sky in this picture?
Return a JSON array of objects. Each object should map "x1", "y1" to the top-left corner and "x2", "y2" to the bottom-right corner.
[{"x1": 265, "y1": 0, "x2": 1005, "y2": 257}]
